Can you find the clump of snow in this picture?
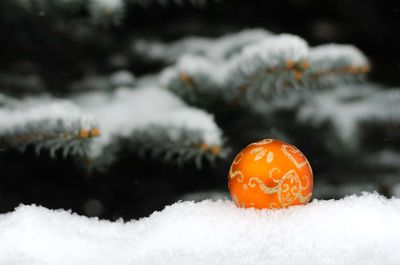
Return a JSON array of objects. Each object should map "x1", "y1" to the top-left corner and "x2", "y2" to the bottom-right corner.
[{"x1": 0, "y1": 193, "x2": 400, "y2": 265}]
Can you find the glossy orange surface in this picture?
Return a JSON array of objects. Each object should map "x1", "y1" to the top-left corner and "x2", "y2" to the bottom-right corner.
[{"x1": 228, "y1": 139, "x2": 313, "y2": 209}]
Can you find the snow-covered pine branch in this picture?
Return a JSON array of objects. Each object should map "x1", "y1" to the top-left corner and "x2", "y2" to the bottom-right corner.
[
  {"x1": 297, "y1": 83, "x2": 400, "y2": 149},
  {"x1": 160, "y1": 31, "x2": 369, "y2": 108},
  {"x1": 72, "y1": 86, "x2": 226, "y2": 169},
  {"x1": 306, "y1": 44, "x2": 370, "y2": 87},
  {"x1": 0, "y1": 94, "x2": 99, "y2": 158},
  {"x1": 131, "y1": 29, "x2": 273, "y2": 64},
  {"x1": 1, "y1": 193, "x2": 400, "y2": 265},
  {"x1": 161, "y1": 55, "x2": 226, "y2": 107},
  {"x1": 160, "y1": 34, "x2": 309, "y2": 107},
  {"x1": 223, "y1": 34, "x2": 309, "y2": 102},
  {"x1": 0, "y1": 85, "x2": 225, "y2": 169}
]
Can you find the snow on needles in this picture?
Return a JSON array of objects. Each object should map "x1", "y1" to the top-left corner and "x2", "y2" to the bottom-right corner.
[{"x1": 1, "y1": 193, "x2": 400, "y2": 265}]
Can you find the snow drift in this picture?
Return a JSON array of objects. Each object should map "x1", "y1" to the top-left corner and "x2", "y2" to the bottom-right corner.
[{"x1": 1, "y1": 193, "x2": 400, "y2": 265}]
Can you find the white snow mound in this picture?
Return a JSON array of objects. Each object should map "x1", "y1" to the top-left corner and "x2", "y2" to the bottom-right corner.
[{"x1": 1, "y1": 193, "x2": 400, "y2": 265}]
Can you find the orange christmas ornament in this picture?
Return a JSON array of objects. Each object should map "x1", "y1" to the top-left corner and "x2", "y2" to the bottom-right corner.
[{"x1": 228, "y1": 139, "x2": 313, "y2": 209}]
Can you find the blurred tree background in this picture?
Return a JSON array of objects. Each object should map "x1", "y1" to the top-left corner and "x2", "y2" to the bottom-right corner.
[{"x1": 0, "y1": 0, "x2": 400, "y2": 220}]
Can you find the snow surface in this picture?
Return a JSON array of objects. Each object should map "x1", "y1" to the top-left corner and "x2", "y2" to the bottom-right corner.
[{"x1": 1, "y1": 193, "x2": 400, "y2": 265}]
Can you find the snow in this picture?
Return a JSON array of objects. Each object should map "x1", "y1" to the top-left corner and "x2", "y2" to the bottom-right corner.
[{"x1": 0, "y1": 193, "x2": 399, "y2": 265}]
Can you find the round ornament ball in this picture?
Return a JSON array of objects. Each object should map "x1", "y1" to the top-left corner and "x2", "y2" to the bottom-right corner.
[{"x1": 228, "y1": 139, "x2": 313, "y2": 209}]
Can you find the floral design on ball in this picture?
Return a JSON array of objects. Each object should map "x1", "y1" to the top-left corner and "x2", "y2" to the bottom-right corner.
[{"x1": 228, "y1": 139, "x2": 313, "y2": 209}]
